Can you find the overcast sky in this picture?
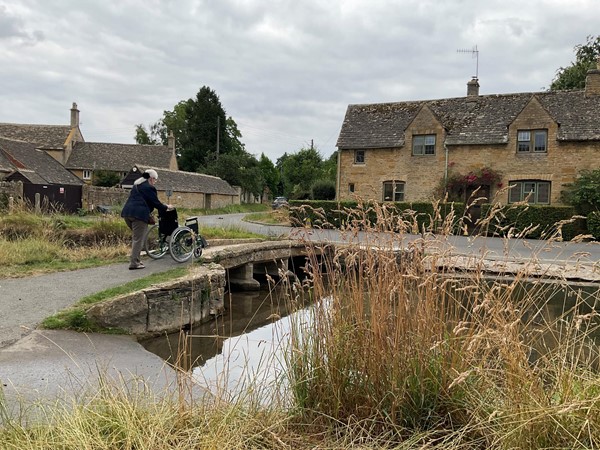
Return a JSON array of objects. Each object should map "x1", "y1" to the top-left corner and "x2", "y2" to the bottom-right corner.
[{"x1": 0, "y1": 0, "x2": 598, "y2": 163}]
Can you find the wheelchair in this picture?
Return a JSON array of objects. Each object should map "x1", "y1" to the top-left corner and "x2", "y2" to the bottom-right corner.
[{"x1": 143, "y1": 208, "x2": 208, "y2": 263}]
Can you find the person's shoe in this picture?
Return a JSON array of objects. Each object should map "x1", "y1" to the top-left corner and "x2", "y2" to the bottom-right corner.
[{"x1": 129, "y1": 264, "x2": 145, "y2": 270}]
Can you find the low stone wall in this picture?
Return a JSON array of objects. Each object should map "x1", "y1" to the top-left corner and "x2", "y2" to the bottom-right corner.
[
  {"x1": 82, "y1": 185, "x2": 129, "y2": 211},
  {"x1": 86, "y1": 263, "x2": 226, "y2": 335}
]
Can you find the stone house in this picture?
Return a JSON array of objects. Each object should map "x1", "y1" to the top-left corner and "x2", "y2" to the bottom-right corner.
[
  {"x1": 0, "y1": 103, "x2": 177, "y2": 184},
  {"x1": 336, "y1": 59, "x2": 600, "y2": 210},
  {"x1": 0, "y1": 137, "x2": 84, "y2": 212},
  {"x1": 121, "y1": 165, "x2": 240, "y2": 210}
]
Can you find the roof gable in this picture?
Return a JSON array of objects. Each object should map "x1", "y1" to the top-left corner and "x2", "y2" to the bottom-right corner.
[{"x1": 0, "y1": 137, "x2": 83, "y2": 185}]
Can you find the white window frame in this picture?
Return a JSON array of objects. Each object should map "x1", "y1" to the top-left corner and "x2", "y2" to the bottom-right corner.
[
  {"x1": 82, "y1": 170, "x2": 92, "y2": 180},
  {"x1": 382, "y1": 180, "x2": 405, "y2": 202},
  {"x1": 412, "y1": 134, "x2": 436, "y2": 156},
  {"x1": 517, "y1": 129, "x2": 547, "y2": 153}
]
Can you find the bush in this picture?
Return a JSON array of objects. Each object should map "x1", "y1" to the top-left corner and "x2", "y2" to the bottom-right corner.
[
  {"x1": 480, "y1": 203, "x2": 585, "y2": 240},
  {"x1": 289, "y1": 200, "x2": 465, "y2": 233},
  {"x1": 310, "y1": 180, "x2": 336, "y2": 200},
  {"x1": 562, "y1": 169, "x2": 600, "y2": 214},
  {"x1": 587, "y1": 211, "x2": 600, "y2": 240}
]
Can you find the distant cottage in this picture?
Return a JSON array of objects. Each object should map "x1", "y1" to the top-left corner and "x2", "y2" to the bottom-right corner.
[
  {"x1": 336, "y1": 58, "x2": 600, "y2": 213},
  {"x1": 0, "y1": 103, "x2": 239, "y2": 211}
]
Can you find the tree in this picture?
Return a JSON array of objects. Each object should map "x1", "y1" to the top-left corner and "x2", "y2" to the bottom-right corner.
[
  {"x1": 205, "y1": 151, "x2": 264, "y2": 198},
  {"x1": 92, "y1": 170, "x2": 121, "y2": 187},
  {"x1": 562, "y1": 169, "x2": 600, "y2": 214},
  {"x1": 258, "y1": 153, "x2": 281, "y2": 198},
  {"x1": 277, "y1": 147, "x2": 325, "y2": 199},
  {"x1": 551, "y1": 35, "x2": 600, "y2": 90}
]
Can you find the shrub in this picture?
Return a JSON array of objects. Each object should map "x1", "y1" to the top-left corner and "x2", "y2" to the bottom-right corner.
[
  {"x1": 480, "y1": 203, "x2": 585, "y2": 240},
  {"x1": 310, "y1": 180, "x2": 336, "y2": 200},
  {"x1": 289, "y1": 200, "x2": 465, "y2": 234},
  {"x1": 562, "y1": 168, "x2": 600, "y2": 214},
  {"x1": 587, "y1": 211, "x2": 600, "y2": 240}
]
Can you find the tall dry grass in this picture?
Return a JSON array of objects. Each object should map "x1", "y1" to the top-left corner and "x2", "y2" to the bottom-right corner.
[{"x1": 282, "y1": 199, "x2": 600, "y2": 448}]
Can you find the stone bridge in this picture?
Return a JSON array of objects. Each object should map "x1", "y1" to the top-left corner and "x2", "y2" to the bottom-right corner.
[{"x1": 86, "y1": 240, "x2": 320, "y2": 336}]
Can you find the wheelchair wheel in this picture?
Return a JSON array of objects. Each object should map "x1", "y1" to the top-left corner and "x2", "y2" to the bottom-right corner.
[
  {"x1": 144, "y1": 224, "x2": 168, "y2": 259},
  {"x1": 169, "y1": 226, "x2": 196, "y2": 263}
]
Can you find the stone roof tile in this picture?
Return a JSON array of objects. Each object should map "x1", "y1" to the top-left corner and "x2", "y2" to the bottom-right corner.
[
  {"x1": 67, "y1": 142, "x2": 173, "y2": 171},
  {"x1": 337, "y1": 89, "x2": 600, "y2": 149},
  {"x1": 0, "y1": 137, "x2": 83, "y2": 185},
  {"x1": 0, "y1": 123, "x2": 71, "y2": 149}
]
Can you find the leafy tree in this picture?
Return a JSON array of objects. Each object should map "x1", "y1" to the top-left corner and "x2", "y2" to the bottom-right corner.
[
  {"x1": 562, "y1": 168, "x2": 600, "y2": 214},
  {"x1": 134, "y1": 121, "x2": 164, "y2": 145},
  {"x1": 92, "y1": 170, "x2": 121, "y2": 187},
  {"x1": 258, "y1": 153, "x2": 281, "y2": 198},
  {"x1": 277, "y1": 147, "x2": 325, "y2": 199},
  {"x1": 551, "y1": 35, "x2": 600, "y2": 90},
  {"x1": 321, "y1": 151, "x2": 338, "y2": 182},
  {"x1": 205, "y1": 151, "x2": 264, "y2": 198}
]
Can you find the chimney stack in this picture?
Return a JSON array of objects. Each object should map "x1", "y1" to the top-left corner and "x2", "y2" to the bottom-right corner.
[
  {"x1": 168, "y1": 131, "x2": 176, "y2": 150},
  {"x1": 70, "y1": 102, "x2": 80, "y2": 128},
  {"x1": 584, "y1": 57, "x2": 600, "y2": 97},
  {"x1": 467, "y1": 77, "x2": 479, "y2": 100}
]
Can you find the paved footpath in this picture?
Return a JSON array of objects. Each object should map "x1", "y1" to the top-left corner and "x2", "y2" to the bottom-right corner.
[{"x1": 0, "y1": 256, "x2": 199, "y2": 418}]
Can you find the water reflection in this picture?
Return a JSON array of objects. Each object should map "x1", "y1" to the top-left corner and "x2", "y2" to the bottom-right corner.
[{"x1": 140, "y1": 285, "x2": 296, "y2": 366}]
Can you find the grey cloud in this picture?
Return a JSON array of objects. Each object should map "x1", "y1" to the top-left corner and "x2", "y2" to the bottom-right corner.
[{"x1": 0, "y1": 5, "x2": 44, "y2": 43}]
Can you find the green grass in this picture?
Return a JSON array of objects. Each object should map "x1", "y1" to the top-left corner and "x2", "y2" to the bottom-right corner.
[
  {"x1": 42, "y1": 267, "x2": 189, "y2": 332},
  {"x1": 245, "y1": 209, "x2": 290, "y2": 225}
]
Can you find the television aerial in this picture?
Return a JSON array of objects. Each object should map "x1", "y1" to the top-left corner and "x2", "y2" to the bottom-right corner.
[{"x1": 457, "y1": 45, "x2": 479, "y2": 79}]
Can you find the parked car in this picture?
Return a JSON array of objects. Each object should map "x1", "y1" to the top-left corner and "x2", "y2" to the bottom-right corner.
[{"x1": 271, "y1": 196, "x2": 289, "y2": 209}]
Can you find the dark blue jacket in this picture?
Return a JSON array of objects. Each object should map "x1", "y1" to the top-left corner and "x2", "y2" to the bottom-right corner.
[{"x1": 121, "y1": 181, "x2": 167, "y2": 223}]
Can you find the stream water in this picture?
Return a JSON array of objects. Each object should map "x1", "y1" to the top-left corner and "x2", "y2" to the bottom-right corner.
[{"x1": 140, "y1": 277, "x2": 600, "y2": 399}]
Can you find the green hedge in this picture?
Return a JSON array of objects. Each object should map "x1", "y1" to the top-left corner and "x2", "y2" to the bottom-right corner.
[
  {"x1": 587, "y1": 211, "x2": 600, "y2": 240},
  {"x1": 289, "y1": 200, "x2": 465, "y2": 234},
  {"x1": 479, "y1": 204, "x2": 586, "y2": 241}
]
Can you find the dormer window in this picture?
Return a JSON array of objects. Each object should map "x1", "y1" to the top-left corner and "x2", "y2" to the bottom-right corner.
[
  {"x1": 83, "y1": 170, "x2": 92, "y2": 180},
  {"x1": 412, "y1": 134, "x2": 436, "y2": 155},
  {"x1": 517, "y1": 130, "x2": 547, "y2": 153}
]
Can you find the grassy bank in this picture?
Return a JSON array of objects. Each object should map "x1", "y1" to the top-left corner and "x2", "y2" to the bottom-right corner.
[{"x1": 0, "y1": 206, "x2": 265, "y2": 278}]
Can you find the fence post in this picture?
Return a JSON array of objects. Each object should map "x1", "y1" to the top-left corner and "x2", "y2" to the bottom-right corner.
[
  {"x1": 35, "y1": 193, "x2": 41, "y2": 214},
  {"x1": 8, "y1": 196, "x2": 14, "y2": 214}
]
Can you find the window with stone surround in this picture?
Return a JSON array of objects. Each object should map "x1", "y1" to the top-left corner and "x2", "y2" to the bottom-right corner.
[
  {"x1": 354, "y1": 150, "x2": 365, "y2": 164},
  {"x1": 509, "y1": 180, "x2": 550, "y2": 204},
  {"x1": 412, "y1": 134, "x2": 436, "y2": 155},
  {"x1": 349, "y1": 183, "x2": 355, "y2": 193},
  {"x1": 83, "y1": 170, "x2": 92, "y2": 180},
  {"x1": 517, "y1": 129, "x2": 547, "y2": 153},
  {"x1": 383, "y1": 180, "x2": 405, "y2": 202}
]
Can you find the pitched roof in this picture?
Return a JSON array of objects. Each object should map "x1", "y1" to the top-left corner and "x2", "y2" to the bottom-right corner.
[
  {"x1": 336, "y1": 89, "x2": 600, "y2": 149},
  {"x1": 0, "y1": 123, "x2": 72, "y2": 150},
  {"x1": 66, "y1": 142, "x2": 174, "y2": 171},
  {"x1": 127, "y1": 166, "x2": 238, "y2": 196},
  {"x1": 0, "y1": 137, "x2": 83, "y2": 185}
]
